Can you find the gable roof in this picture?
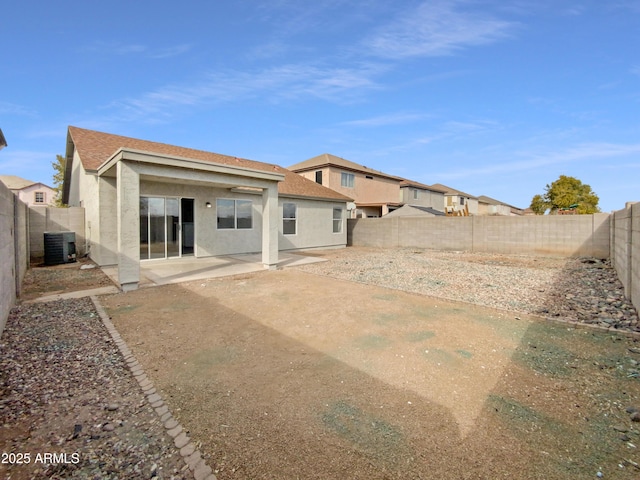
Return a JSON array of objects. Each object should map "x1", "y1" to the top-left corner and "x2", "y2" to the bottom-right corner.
[
  {"x1": 477, "y1": 195, "x2": 521, "y2": 210},
  {"x1": 430, "y1": 183, "x2": 478, "y2": 199},
  {"x1": 66, "y1": 127, "x2": 351, "y2": 202},
  {"x1": 399, "y1": 179, "x2": 447, "y2": 193},
  {"x1": 0, "y1": 175, "x2": 52, "y2": 190},
  {"x1": 289, "y1": 153, "x2": 405, "y2": 182},
  {"x1": 384, "y1": 204, "x2": 446, "y2": 217}
]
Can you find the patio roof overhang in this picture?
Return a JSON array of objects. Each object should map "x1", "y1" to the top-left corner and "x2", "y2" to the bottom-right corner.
[{"x1": 96, "y1": 148, "x2": 285, "y2": 188}]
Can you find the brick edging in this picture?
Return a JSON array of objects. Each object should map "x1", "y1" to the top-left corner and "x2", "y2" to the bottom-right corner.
[{"x1": 90, "y1": 296, "x2": 217, "y2": 480}]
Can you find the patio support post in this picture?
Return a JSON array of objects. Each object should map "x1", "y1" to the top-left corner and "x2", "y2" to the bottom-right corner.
[
  {"x1": 261, "y1": 184, "x2": 279, "y2": 269},
  {"x1": 116, "y1": 161, "x2": 140, "y2": 291}
]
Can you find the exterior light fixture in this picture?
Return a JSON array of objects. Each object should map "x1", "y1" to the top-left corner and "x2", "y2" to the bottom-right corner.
[{"x1": 206, "y1": 202, "x2": 212, "y2": 208}]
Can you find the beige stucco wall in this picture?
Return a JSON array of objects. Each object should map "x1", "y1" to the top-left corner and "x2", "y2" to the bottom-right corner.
[
  {"x1": 478, "y1": 203, "x2": 512, "y2": 216},
  {"x1": 66, "y1": 151, "x2": 113, "y2": 264},
  {"x1": 139, "y1": 181, "x2": 348, "y2": 258},
  {"x1": 446, "y1": 196, "x2": 479, "y2": 215},
  {"x1": 279, "y1": 197, "x2": 347, "y2": 251},
  {"x1": 328, "y1": 168, "x2": 398, "y2": 205},
  {"x1": 400, "y1": 187, "x2": 445, "y2": 211},
  {"x1": 298, "y1": 166, "x2": 399, "y2": 206},
  {"x1": 15, "y1": 184, "x2": 56, "y2": 206}
]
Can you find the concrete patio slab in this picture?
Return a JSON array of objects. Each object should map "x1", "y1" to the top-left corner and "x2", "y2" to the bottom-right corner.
[{"x1": 101, "y1": 252, "x2": 327, "y2": 288}]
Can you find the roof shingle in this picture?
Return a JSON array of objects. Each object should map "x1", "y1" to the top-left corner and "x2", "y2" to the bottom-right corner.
[{"x1": 67, "y1": 126, "x2": 351, "y2": 202}]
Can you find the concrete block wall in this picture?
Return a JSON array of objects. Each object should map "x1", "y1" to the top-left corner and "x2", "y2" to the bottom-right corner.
[
  {"x1": 0, "y1": 182, "x2": 29, "y2": 336},
  {"x1": 348, "y1": 214, "x2": 610, "y2": 258},
  {"x1": 611, "y1": 203, "x2": 640, "y2": 314},
  {"x1": 29, "y1": 206, "x2": 86, "y2": 261}
]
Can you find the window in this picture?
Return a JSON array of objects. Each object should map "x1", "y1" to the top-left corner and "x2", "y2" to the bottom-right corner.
[
  {"x1": 413, "y1": 189, "x2": 419, "y2": 200},
  {"x1": 217, "y1": 199, "x2": 253, "y2": 229},
  {"x1": 333, "y1": 208, "x2": 342, "y2": 233},
  {"x1": 34, "y1": 191, "x2": 45, "y2": 203},
  {"x1": 341, "y1": 172, "x2": 354, "y2": 188},
  {"x1": 460, "y1": 197, "x2": 465, "y2": 206},
  {"x1": 283, "y1": 202, "x2": 297, "y2": 235},
  {"x1": 315, "y1": 171, "x2": 322, "y2": 185}
]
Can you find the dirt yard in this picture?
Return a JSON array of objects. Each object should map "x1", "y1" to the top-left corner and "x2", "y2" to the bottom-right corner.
[
  {"x1": 99, "y1": 266, "x2": 640, "y2": 480},
  {"x1": 20, "y1": 258, "x2": 114, "y2": 301}
]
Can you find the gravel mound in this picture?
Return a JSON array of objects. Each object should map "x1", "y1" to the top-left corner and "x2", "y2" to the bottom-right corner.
[
  {"x1": 298, "y1": 248, "x2": 639, "y2": 332},
  {"x1": 0, "y1": 297, "x2": 187, "y2": 479}
]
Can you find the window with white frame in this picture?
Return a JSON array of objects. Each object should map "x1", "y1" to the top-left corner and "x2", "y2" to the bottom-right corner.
[
  {"x1": 34, "y1": 191, "x2": 45, "y2": 203},
  {"x1": 460, "y1": 197, "x2": 465, "y2": 206},
  {"x1": 333, "y1": 208, "x2": 342, "y2": 233},
  {"x1": 283, "y1": 202, "x2": 297, "y2": 235},
  {"x1": 413, "y1": 189, "x2": 419, "y2": 200},
  {"x1": 341, "y1": 172, "x2": 354, "y2": 188},
  {"x1": 217, "y1": 199, "x2": 253, "y2": 229}
]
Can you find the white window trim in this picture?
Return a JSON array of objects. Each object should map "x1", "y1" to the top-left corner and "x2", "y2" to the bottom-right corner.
[
  {"x1": 332, "y1": 207, "x2": 343, "y2": 233},
  {"x1": 216, "y1": 198, "x2": 254, "y2": 230},
  {"x1": 283, "y1": 202, "x2": 297, "y2": 236},
  {"x1": 341, "y1": 172, "x2": 355, "y2": 188}
]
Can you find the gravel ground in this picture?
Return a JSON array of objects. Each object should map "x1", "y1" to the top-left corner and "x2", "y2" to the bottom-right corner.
[
  {"x1": 0, "y1": 297, "x2": 188, "y2": 480},
  {"x1": 298, "y1": 247, "x2": 640, "y2": 333},
  {"x1": 1, "y1": 247, "x2": 638, "y2": 480}
]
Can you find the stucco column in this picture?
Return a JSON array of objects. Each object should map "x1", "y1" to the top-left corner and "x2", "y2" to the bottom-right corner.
[
  {"x1": 261, "y1": 184, "x2": 279, "y2": 269},
  {"x1": 117, "y1": 161, "x2": 140, "y2": 291}
]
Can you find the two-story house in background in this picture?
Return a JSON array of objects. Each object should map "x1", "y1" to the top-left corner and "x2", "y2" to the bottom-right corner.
[
  {"x1": 477, "y1": 195, "x2": 524, "y2": 216},
  {"x1": 430, "y1": 183, "x2": 479, "y2": 216},
  {"x1": 289, "y1": 154, "x2": 405, "y2": 218},
  {"x1": 290, "y1": 155, "x2": 524, "y2": 218}
]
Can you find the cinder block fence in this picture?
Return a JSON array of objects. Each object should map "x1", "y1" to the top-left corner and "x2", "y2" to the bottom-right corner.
[
  {"x1": 348, "y1": 208, "x2": 639, "y2": 314},
  {"x1": 347, "y1": 214, "x2": 611, "y2": 258}
]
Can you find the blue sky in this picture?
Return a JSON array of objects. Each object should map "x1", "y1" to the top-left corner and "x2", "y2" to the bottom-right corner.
[{"x1": 2, "y1": 0, "x2": 639, "y2": 212}]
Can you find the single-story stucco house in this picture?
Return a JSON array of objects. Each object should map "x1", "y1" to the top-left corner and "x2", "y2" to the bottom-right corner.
[{"x1": 62, "y1": 126, "x2": 352, "y2": 291}]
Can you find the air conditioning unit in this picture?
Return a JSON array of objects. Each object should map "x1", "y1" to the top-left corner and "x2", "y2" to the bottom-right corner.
[{"x1": 44, "y1": 231, "x2": 77, "y2": 265}]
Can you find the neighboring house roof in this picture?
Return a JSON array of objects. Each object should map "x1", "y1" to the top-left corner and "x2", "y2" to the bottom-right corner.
[
  {"x1": 288, "y1": 153, "x2": 405, "y2": 182},
  {"x1": 384, "y1": 204, "x2": 446, "y2": 217},
  {"x1": 430, "y1": 183, "x2": 478, "y2": 199},
  {"x1": 65, "y1": 127, "x2": 352, "y2": 203},
  {"x1": 399, "y1": 179, "x2": 447, "y2": 193},
  {"x1": 477, "y1": 195, "x2": 522, "y2": 210},
  {"x1": 0, "y1": 175, "x2": 52, "y2": 190}
]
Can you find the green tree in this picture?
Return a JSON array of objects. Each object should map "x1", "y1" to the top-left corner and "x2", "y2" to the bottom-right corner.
[
  {"x1": 52, "y1": 154, "x2": 66, "y2": 207},
  {"x1": 529, "y1": 175, "x2": 600, "y2": 214}
]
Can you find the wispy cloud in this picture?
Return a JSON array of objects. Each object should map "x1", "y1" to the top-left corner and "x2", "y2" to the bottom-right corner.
[
  {"x1": 340, "y1": 112, "x2": 430, "y2": 127},
  {"x1": 150, "y1": 44, "x2": 193, "y2": 59},
  {"x1": 0, "y1": 150, "x2": 55, "y2": 172},
  {"x1": 80, "y1": 41, "x2": 191, "y2": 59},
  {"x1": 0, "y1": 101, "x2": 38, "y2": 117},
  {"x1": 108, "y1": 62, "x2": 385, "y2": 121},
  {"x1": 434, "y1": 142, "x2": 640, "y2": 180},
  {"x1": 363, "y1": 0, "x2": 516, "y2": 58},
  {"x1": 81, "y1": 41, "x2": 147, "y2": 55}
]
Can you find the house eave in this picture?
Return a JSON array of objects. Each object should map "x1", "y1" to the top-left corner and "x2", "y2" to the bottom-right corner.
[
  {"x1": 97, "y1": 148, "x2": 285, "y2": 183},
  {"x1": 280, "y1": 193, "x2": 351, "y2": 203}
]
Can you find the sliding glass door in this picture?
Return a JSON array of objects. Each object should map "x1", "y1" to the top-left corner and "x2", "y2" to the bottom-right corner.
[{"x1": 140, "y1": 196, "x2": 192, "y2": 260}]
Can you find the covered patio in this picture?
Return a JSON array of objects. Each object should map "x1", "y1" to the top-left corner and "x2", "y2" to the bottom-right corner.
[{"x1": 101, "y1": 251, "x2": 327, "y2": 287}]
